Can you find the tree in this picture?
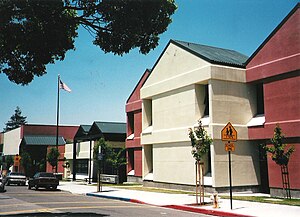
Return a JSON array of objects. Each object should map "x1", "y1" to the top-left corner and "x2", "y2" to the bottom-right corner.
[
  {"x1": 4, "y1": 155, "x2": 14, "y2": 171},
  {"x1": 93, "y1": 138, "x2": 108, "y2": 170},
  {"x1": 262, "y1": 124, "x2": 295, "y2": 166},
  {"x1": 0, "y1": 0, "x2": 177, "y2": 85},
  {"x1": 189, "y1": 120, "x2": 212, "y2": 163},
  {"x1": 188, "y1": 120, "x2": 212, "y2": 205},
  {"x1": 261, "y1": 124, "x2": 295, "y2": 199},
  {"x1": 20, "y1": 150, "x2": 33, "y2": 177},
  {"x1": 93, "y1": 138, "x2": 126, "y2": 183},
  {"x1": 3, "y1": 106, "x2": 27, "y2": 132},
  {"x1": 46, "y1": 147, "x2": 60, "y2": 172},
  {"x1": 106, "y1": 147, "x2": 127, "y2": 177}
]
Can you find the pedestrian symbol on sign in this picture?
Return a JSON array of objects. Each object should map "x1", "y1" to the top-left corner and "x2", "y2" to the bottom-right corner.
[{"x1": 221, "y1": 122, "x2": 237, "y2": 141}]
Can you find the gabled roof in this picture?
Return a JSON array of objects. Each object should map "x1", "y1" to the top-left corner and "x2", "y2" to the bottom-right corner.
[
  {"x1": 22, "y1": 135, "x2": 65, "y2": 146},
  {"x1": 80, "y1": 125, "x2": 92, "y2": 132},
  {"x1": 88, "y1": 121, "x2": 126, "y2": 141},
  {"x1": 93, "y1": 122, "x2": 126, "y2": 134},
  {"x1": 246, "y1": 3, "x2": 300, "y2": 65},
  {"x1": 74, "y1": 125, "x2": 92, "y2": 141},
  {"x1": 171, "y1": 40, "x2": 248, "y2": 68}
]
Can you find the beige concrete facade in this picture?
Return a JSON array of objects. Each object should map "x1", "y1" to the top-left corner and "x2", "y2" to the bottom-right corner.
[
  {"x1": 140, "y1": 41, "x2": 260, "y2": 189},
  {"x1": 3, "y1": 127, "x2": 21, "y2": 155}
]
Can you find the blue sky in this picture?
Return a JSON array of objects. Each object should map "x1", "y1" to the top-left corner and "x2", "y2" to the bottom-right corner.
[{"x1": 0, "y1": 0, "x2": 298, "y2": 131}]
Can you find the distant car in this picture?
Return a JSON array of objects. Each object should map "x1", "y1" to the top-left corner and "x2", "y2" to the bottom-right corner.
[
  {"x1": 4, "y1": 172, "x2": 26, "y2": 186},
  {"x1": 0, "y1": 175, "x2": 5, "y2": 192},
  {"x1": 28, "y1": 172, "x2": 59, "y2": 190}
]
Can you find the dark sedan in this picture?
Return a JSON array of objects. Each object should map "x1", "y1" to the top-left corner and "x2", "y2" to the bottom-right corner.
[{"x1": 28, "y1": 172, "x2": 59, "y2": 190}]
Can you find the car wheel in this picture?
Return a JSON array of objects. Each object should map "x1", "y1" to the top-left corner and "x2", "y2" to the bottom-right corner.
[
  {"x1": 6, "y1": 182, "x2": 10, "y2": 186},
  {"x1": 52, "y1": 186, "x2": 57, "y2": 190},
  {"x1": 35, "y1": 185, "x2": 39, "y2": 190}
]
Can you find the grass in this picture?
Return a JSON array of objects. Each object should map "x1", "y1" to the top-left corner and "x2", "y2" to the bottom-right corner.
[
  {"x1": 218, "y1": 195, "x2": 300, "y2": 206},
  {"x1": 107, "y1": 184, "x2": 300, "y2": 206},
  {"x1": 68, "y1": 181, "x2": 300, "y2": 206}
]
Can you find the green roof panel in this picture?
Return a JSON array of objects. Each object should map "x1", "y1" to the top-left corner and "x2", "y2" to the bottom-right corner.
[
  {"x1": 94, "y1": 122, "x2": 126, "y2": 134},
  {"x1": 23, "y1": 135, "x2": 65, "y2": 146},
  {"x1": 172, "y1": 40, "x2": 248, "y2": 68}
]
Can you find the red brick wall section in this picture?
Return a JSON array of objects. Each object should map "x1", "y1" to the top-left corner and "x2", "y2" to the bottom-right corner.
[
  {"x1": 248, "y1": 76, "x2": 300, "y2": 140},
  {"x1": 246, "y1": 9, "x2": 300, "y2": 82},
  {"x1": 22, "y1": 125, "x2": 79, "y2": 141},
  {"x1": 125, "y1": 69, "x2": 150, "y2": 177},
  {"x1": 134, "y1": 148, "x2": 142, "y2": 177},
  {"x1": 268, "y1": 144, "x2": 300, "y2": 189},
  {"x1": 264, "y1": 76, "x2": 300, "y2": 126},
  {"x1": 46, "y1": 145, "x2": 65, "y2": 174}
]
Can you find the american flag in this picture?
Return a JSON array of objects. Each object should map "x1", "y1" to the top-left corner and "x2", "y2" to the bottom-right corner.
[{"x1": 59, "y1": 79, "x2": 71, "y2": 92}]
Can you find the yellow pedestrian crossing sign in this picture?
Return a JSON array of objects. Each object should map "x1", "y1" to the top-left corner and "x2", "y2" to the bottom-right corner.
[
  {"x1": 221, "y1": 122, "x2": 237, "y2": 142},
  {"x1": 14, "y1": 154, "x2": 21, "y2": 163}
]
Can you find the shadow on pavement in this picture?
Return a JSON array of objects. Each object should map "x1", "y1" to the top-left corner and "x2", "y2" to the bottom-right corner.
[{"x1": 2, "y1": 212, "x2": 109, "y2": 217}]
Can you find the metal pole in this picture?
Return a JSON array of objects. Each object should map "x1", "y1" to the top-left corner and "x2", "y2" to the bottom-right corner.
[
  {"x1": 72, "y1": 140, "x2": 77, "y2": 181},
  {"x1": 228, "y1": 150, "x2": 233, "y2": 210},
  {"x1": 56, "y1": 75, "x2": 60, "y2": 174},
  {"x1": 89, "y1": 140, "x2": 92, "y2": 184}
]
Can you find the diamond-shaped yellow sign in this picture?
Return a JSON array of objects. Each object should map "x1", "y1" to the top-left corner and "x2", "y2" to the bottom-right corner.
[{"x1": 221, "y1": 122, "x2": 237, "y2": 141}]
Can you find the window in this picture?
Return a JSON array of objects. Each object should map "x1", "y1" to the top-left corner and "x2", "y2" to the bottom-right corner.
[
  {"x1": 127, "y1": 112, "x2": 134, "y2": 136},
  {"x1": 204, "y1": 84, "x2": 209, "y2": 116},
  {"x1": 76, "y1": 159, "x2": 88, "y2": 174},
  {"x1": 128, "y1": 149, "x2": 134, "y2": 173},
  {"x1": 256, "y1": 83, "x2": 264, "y2": 115},
  {"x1": 143, "y1": 99, "x2": 153, "y2": 133}
]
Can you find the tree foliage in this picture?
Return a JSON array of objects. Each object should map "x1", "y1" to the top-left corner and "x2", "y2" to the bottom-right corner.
[
  {"x1": 46, "y1": 147, "x2": 60, "y2": 172},
  {"x1": 261, "y1": 124, "x2": 295, "y2": 166},
  {"x1": 93, "y1": 138, "x2": 126, "y2": 174},
  {"x1": 20, "y1": 150, "x2": 32, "y2": 177},
  {"x1": 0, "y1": 0, "x2": 177, "y2": 85},
  {"x1": 189, "y1": 120, "x2": 212, "y2": 163},
  {"x1": 4, "y1": 155, "x2": 14, "y2": 170},
  {"x1": 3, "y1": 106, "x2": 27, "y2": 132}
]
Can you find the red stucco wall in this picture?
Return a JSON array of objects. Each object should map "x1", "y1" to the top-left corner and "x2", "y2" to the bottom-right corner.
[
  {"x1": 246, "y1": 8, "x2": 300, "y2": 82},
  {"x1": 125, "y1": 70, "x2": 150, "y2": 177},
  {"x1": 134, "y1": 148, "x2": 142, "y2": 177},
  {"x1": 267, "y1": 144, "x2": 300, "y2": 189},
  {"x1": 22, "y1": 125, "x2": 79, "y2": 141},
  {"x1": 247, "y1": 6, "x2": 300, "y2": 192},
  {"x1": 264, "y1": 76, "x2": 300, "y2": 125},
  {"x1": 46, "y1": 145, "x2": 65, "y2": 174}
]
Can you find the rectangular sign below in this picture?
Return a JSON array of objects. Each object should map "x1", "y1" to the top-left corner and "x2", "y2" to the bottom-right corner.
[
  {"x1": 100, "y1": 174, "x2": 119, "y2": 184},
  {"x1": 225, "y1": 142, "x2": 235, "y2": 152}
]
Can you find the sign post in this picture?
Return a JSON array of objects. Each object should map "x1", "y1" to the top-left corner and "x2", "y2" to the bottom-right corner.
[
  {"x1": 221, "y1": 122, "x2": 237, "y2": 210},
  {"x1": 14, "y1": 154, "x2": 21, "y2": 172}
]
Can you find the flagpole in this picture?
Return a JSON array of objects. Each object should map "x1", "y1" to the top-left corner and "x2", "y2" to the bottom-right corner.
[{"x1": 56, "y1": 74, "x2": 60, "y2": 174}]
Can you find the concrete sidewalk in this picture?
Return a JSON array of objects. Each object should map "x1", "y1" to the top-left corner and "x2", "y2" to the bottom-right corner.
[{"x1": 58, "y1": 181, "x2": 300, "y2": 217}]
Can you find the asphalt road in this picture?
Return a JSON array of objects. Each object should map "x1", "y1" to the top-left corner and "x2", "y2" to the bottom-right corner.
[{"x1": 0, "y1": 185, "x2": 211, "y2": 217}]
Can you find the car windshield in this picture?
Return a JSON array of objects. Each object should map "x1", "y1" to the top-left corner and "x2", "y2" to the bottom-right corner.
[
  {"x1": 39, "y1": 173, "x2": 55, "y2": 178},
  {"x1": 10, "y1": 172, "x2": 25, "y2": 176}
]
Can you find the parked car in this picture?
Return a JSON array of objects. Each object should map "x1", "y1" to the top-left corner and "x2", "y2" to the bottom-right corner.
[
  {"x1": 0, "y1": 175, "x2": 5, "y2": 192},
  {"x1": 4, "y1": 172, "x2": 26, "y2": 186},
  {"x1": 28, "y1": 172, "x2": 59, "y2": 190}
]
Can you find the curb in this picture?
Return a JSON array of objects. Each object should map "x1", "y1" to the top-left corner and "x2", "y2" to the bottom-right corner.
[
  {"x1": 86, "y1": 192, "x2": 146, "y2": 205},
  {"x1": 86, "y1": 193, "x2": 252, "y2": 217},
  {"x1": 163, "y1": 205, "x2": 253, "y2": 217}
]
